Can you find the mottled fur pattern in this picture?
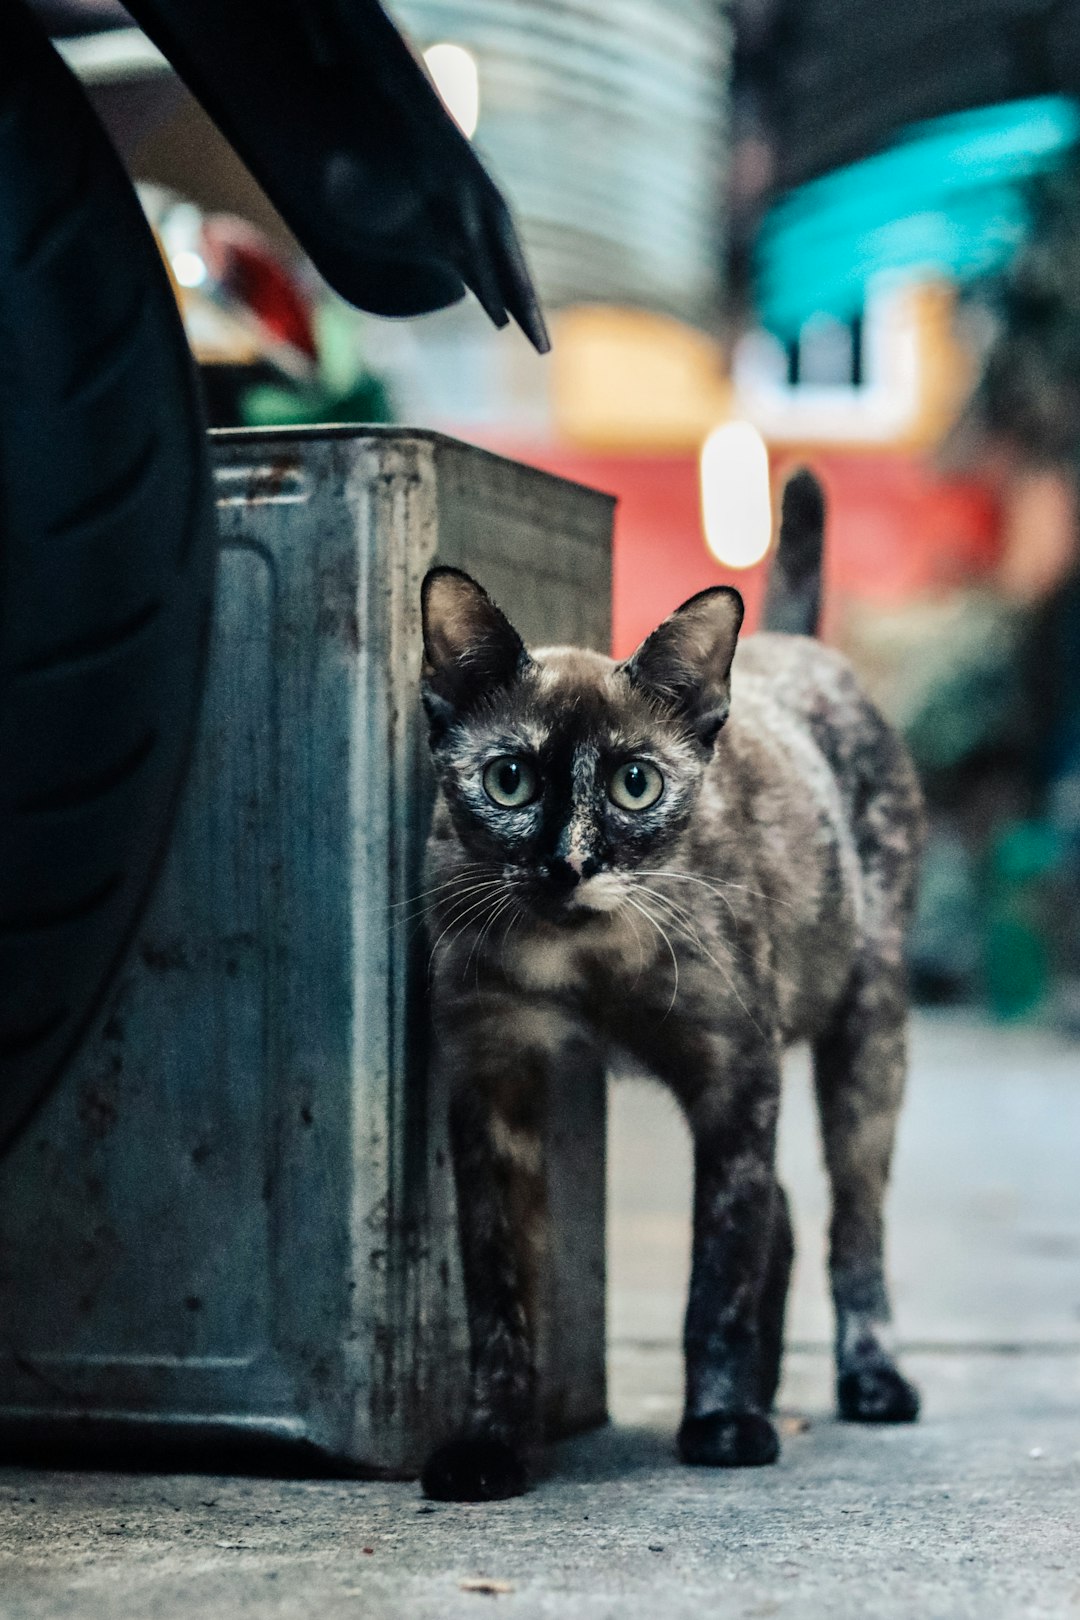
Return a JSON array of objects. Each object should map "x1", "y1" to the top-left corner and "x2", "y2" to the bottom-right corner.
[{"x1": 419, "y1": 472, "x2": 924, "y2": 1501}]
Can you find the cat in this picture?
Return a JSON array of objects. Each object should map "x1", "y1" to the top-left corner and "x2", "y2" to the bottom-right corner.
[{"x1": 417, "y1": 469, "x2": 924, "y2": 1502}]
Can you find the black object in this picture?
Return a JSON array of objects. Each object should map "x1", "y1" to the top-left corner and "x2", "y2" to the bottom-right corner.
[
  {"x1": 1, "y1": 0, "x2": 546, "y2": 1149},
  {"x1": 28, "y1": 0, "x2": 133, "y2": 37},
  {"x1": 121, "y1": 0, "x2": 549, "y2": 351},
  {"x1": 0, "y1": 1, "x2": 217, "y2": 1145}
]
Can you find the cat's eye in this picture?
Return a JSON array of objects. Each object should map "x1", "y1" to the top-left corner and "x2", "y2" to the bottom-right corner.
[
  {"x1": 482, "y1": 755, "x2": 539, "y2": 808},
  {"x1": 608, "y1": 760, "x2": 664, "y2": 811}
]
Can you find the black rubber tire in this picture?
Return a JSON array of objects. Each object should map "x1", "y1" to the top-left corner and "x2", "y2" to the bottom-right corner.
[{"x1": 0, "y1": 1, "x2": 216, "y2": 1147}]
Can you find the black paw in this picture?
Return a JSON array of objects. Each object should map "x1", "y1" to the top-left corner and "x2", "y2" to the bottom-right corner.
[
  {"x1": 838, "y1": 1365, "x2": 920, "y2": 1424},
  {"x1": 677, "y1": 1410, "x2": 780, "y2": 1468},
  {"x1": 421, "y1": 1435, "x2": 528, "y2": 1502}
]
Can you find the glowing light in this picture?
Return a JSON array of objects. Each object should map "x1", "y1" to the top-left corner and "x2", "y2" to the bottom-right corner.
[
  {"x1": 424, "y1": 43, "x2": 480, "y2": 138},
  {"x1": 172, "y1": 250, "x2": 207, "y2": 289},
  {"x1": 700, "y1": 421, "x2": 773, "y2": 569}
]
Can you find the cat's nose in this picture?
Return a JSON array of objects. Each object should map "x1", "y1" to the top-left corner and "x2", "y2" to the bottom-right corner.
[
  {"x1": 545, "y1": 855, "x2": 600, "y2": 890},
  {"x1": 545, "y1": 857, "x2": 581, "y2": 891}
]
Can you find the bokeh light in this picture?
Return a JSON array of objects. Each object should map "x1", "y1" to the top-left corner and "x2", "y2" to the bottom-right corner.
[
  {"x1": 699, "y1": 421, "x2": 773, "y2": 568},
  {"x1": 423, "y1": 43, "x2": 480, "y2": 139}
]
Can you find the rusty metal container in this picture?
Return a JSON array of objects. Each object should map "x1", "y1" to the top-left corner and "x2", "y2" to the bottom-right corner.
[{"x1": 0, "y1": 427, "x2": 613, "y2": 1475}]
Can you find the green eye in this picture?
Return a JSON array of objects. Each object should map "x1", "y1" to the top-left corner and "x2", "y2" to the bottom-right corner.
[
  {"x1": 483, "y1": 756, "x2": 538, "y2": 808},
  {"x1": 609, "y1": 759, "x2": 664, "y2": 811}
]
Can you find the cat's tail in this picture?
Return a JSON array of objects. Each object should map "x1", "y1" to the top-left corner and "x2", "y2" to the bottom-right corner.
[{"x1": 761, "y1": 468, "x2": 825, "y2": 637}]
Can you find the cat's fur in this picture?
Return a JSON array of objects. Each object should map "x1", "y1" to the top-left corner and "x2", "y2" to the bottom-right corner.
[{"x1": 418, "y1": 469, "x2": 924, "y2": 1502}]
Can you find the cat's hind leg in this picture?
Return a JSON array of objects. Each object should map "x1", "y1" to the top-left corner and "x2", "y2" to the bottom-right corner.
[{"x1": 812, "y1": 960, "x2": 919, "y2": 1423}]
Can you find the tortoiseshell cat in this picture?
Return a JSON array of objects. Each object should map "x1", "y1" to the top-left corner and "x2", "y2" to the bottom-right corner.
[{"x1": 419, "y1": 470, "x2": 923, "y2": 1501}]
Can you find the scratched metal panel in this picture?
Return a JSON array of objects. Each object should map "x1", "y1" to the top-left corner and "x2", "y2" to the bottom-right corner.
[{"x1": 0, "y1": 427, "x2": 613, "y2": 1475}]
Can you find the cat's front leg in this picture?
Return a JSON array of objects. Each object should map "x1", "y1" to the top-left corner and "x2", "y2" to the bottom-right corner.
[
  {"x1": 422, "y1": 994, "x2": 589, "y2": 1501},
  {"x1": 676, "y1": 1046, "x2": 786, "y2": 1468},
  {"x1": 422, "y1": 1072, "x2": 539, "y2": 1502}
]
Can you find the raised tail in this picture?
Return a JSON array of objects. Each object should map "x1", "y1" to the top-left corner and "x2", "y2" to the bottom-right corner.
[{"x1": 762, "y1": 468, "x2": 825, "y2": 637}]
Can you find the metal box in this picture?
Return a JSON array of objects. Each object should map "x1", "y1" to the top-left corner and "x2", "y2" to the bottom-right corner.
[{"x1": 0, "y1": 427, "x2": 613, "y2": 1476}]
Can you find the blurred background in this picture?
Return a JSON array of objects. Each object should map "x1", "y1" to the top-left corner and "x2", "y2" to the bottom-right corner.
[{"x1": 35, "y1": 0, "x2": 1080, "y2": 1029}]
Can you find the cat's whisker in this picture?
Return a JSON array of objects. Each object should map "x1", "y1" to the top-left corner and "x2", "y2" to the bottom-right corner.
[
  {"x1": 635, "y1": 881, "x2": 759, "y2": 973},
  {"x1": 402, "y1": 890, "x2": 502, "y2": 948},
  {"x1": 465, "y1": 891, "x2": 517, "y2": 984},
  {"x1": 397, "y1": 869, "x2": 503, "y2": 912},
  {"x1": 617, "y1": 898, "x2": 649, "y2": 986},
  {"x1": 638, "y1": 880, "x2": 728, "y2": 958},
  {"x1": 390, "y1": 861, "x2": 495, "y2": 908},
  {"x1": 634, "y1": 884, "x2": 718, "y2": 971},
  {"x1": 498, "y1": 901, "x2": 525, "y2": 972},
  {"x1": 402, "y1": 888, "x2": 500, "y2": 949},
  {"x1": 621, "y1": 893, "x2": 680, "y2": 1016},
  {"x1": 635, "y1": 883, "x2": 768, "y2": 1043},
  {"x1": 401, "y1": 894, "x2": 501, "y2": 933},
  {"x1": 636, "y1": 869, "x2": 740, "y2": 926},
  {"x1": 397, "y1": 879, "x2": 505, "y2": 931},
  {"x1": 631, "y1": 873, "x2": 786, "y2": 987},
  {"x1": 395, "y1": 861, "x2": 492, "y2": 900},
  {"x1": 635, "y1": 869, "x2": 796, "y2": 911},
  {"x1": 635, "y1": 881, "x2": 710, "y2": 933},
  {"x1": 427, "y1": 889, "x2": 509, "y2": 974}
]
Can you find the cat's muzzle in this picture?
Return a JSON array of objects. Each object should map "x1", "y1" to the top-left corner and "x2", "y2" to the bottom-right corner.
[{"x1": 532, "y1": 857, "x2": 620, "y2": 923}]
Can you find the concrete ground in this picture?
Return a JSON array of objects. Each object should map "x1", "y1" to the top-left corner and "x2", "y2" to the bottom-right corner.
[{"x1": 4, "y1": 1013, "x2": 1080, "y2": 1619}]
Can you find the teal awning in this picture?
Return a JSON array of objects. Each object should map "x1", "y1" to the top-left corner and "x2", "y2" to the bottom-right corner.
[{"x1": 754, "y1": 96, "x2": 1080, "y2": 340}]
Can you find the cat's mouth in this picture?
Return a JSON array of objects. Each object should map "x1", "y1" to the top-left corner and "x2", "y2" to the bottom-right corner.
[
  {"x1": 539, "y1": 905, "x2": 602, "y2": 932},
  {"x1": 529, "y1": 872, "x2": 625, "y2": 924}
]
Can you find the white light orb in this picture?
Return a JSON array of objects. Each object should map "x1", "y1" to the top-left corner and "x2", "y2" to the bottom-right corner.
[
  {"x1": 700, "y1": 420, "x2": 772, "y2": 569},
  {"x1": 171, "y1": 250, "x2": 208, "y2": 289},
  {"x1": 423, "y1": 43, "x2": 480, "y2": 138}
]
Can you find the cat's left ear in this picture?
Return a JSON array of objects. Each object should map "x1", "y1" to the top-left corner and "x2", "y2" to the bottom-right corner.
[
  {"x1": 622, "y1": 586, "x2": 744, "y2": 747},
  {"x1": 421, "y1": 566, "x2": 531, "y2": 730}
]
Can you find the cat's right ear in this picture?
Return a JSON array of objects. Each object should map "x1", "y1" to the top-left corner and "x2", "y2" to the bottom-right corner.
[
  {"x1": 421, "y1": 567, "x2": 530, "y2": 732},
  {"x1": 622, "y1": 585, "x2": 744, "y2": 748}
]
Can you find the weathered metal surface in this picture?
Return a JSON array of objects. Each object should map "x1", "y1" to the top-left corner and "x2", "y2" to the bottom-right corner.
[{"x1": 0, "y1": 427, "x2": 613, "y2": 1476}]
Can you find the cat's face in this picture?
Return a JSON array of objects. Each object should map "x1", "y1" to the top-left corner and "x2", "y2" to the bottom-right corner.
[{"x1": 421, "y1": 569, "x2": 743, "y2": 922}]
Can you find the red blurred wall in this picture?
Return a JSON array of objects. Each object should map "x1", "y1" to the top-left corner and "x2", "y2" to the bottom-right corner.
[{"x1": 478, "y1": 441, "x2": 1001, "y2": 658}]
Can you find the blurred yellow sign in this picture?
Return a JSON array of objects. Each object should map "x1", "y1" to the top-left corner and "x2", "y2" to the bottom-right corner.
[{"x1": 552, "y1": 307, "x2": 731, "y2": 451}]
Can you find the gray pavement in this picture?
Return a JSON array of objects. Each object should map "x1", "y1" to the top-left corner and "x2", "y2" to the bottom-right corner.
[{"x1": 4, "y1": 1014, "x2": 1080, "y2": 1618}]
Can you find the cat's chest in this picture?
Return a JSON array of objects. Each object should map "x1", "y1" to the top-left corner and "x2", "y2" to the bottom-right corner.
[
  {"x1": 502, "y1": 917, "x2": 685, "y2": 1032},
  {"x1": 505, "y1": 933, "x2": 590, "y2": 995},
  {"x1": 504, "y1": 924, "x2": 631, "y2": 999}
]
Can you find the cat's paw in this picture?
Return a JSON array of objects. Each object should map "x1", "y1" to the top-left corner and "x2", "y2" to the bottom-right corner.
[
  {"x1": 677, "y1": 1410, "x2": 780, "y2": 1468},
  {"x1": 837, "y1": 1365, "x2": 920, "y2": 1424},
  {"x1": 421, "y1": 1435, "x2": 529, "y2": 1502}
]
